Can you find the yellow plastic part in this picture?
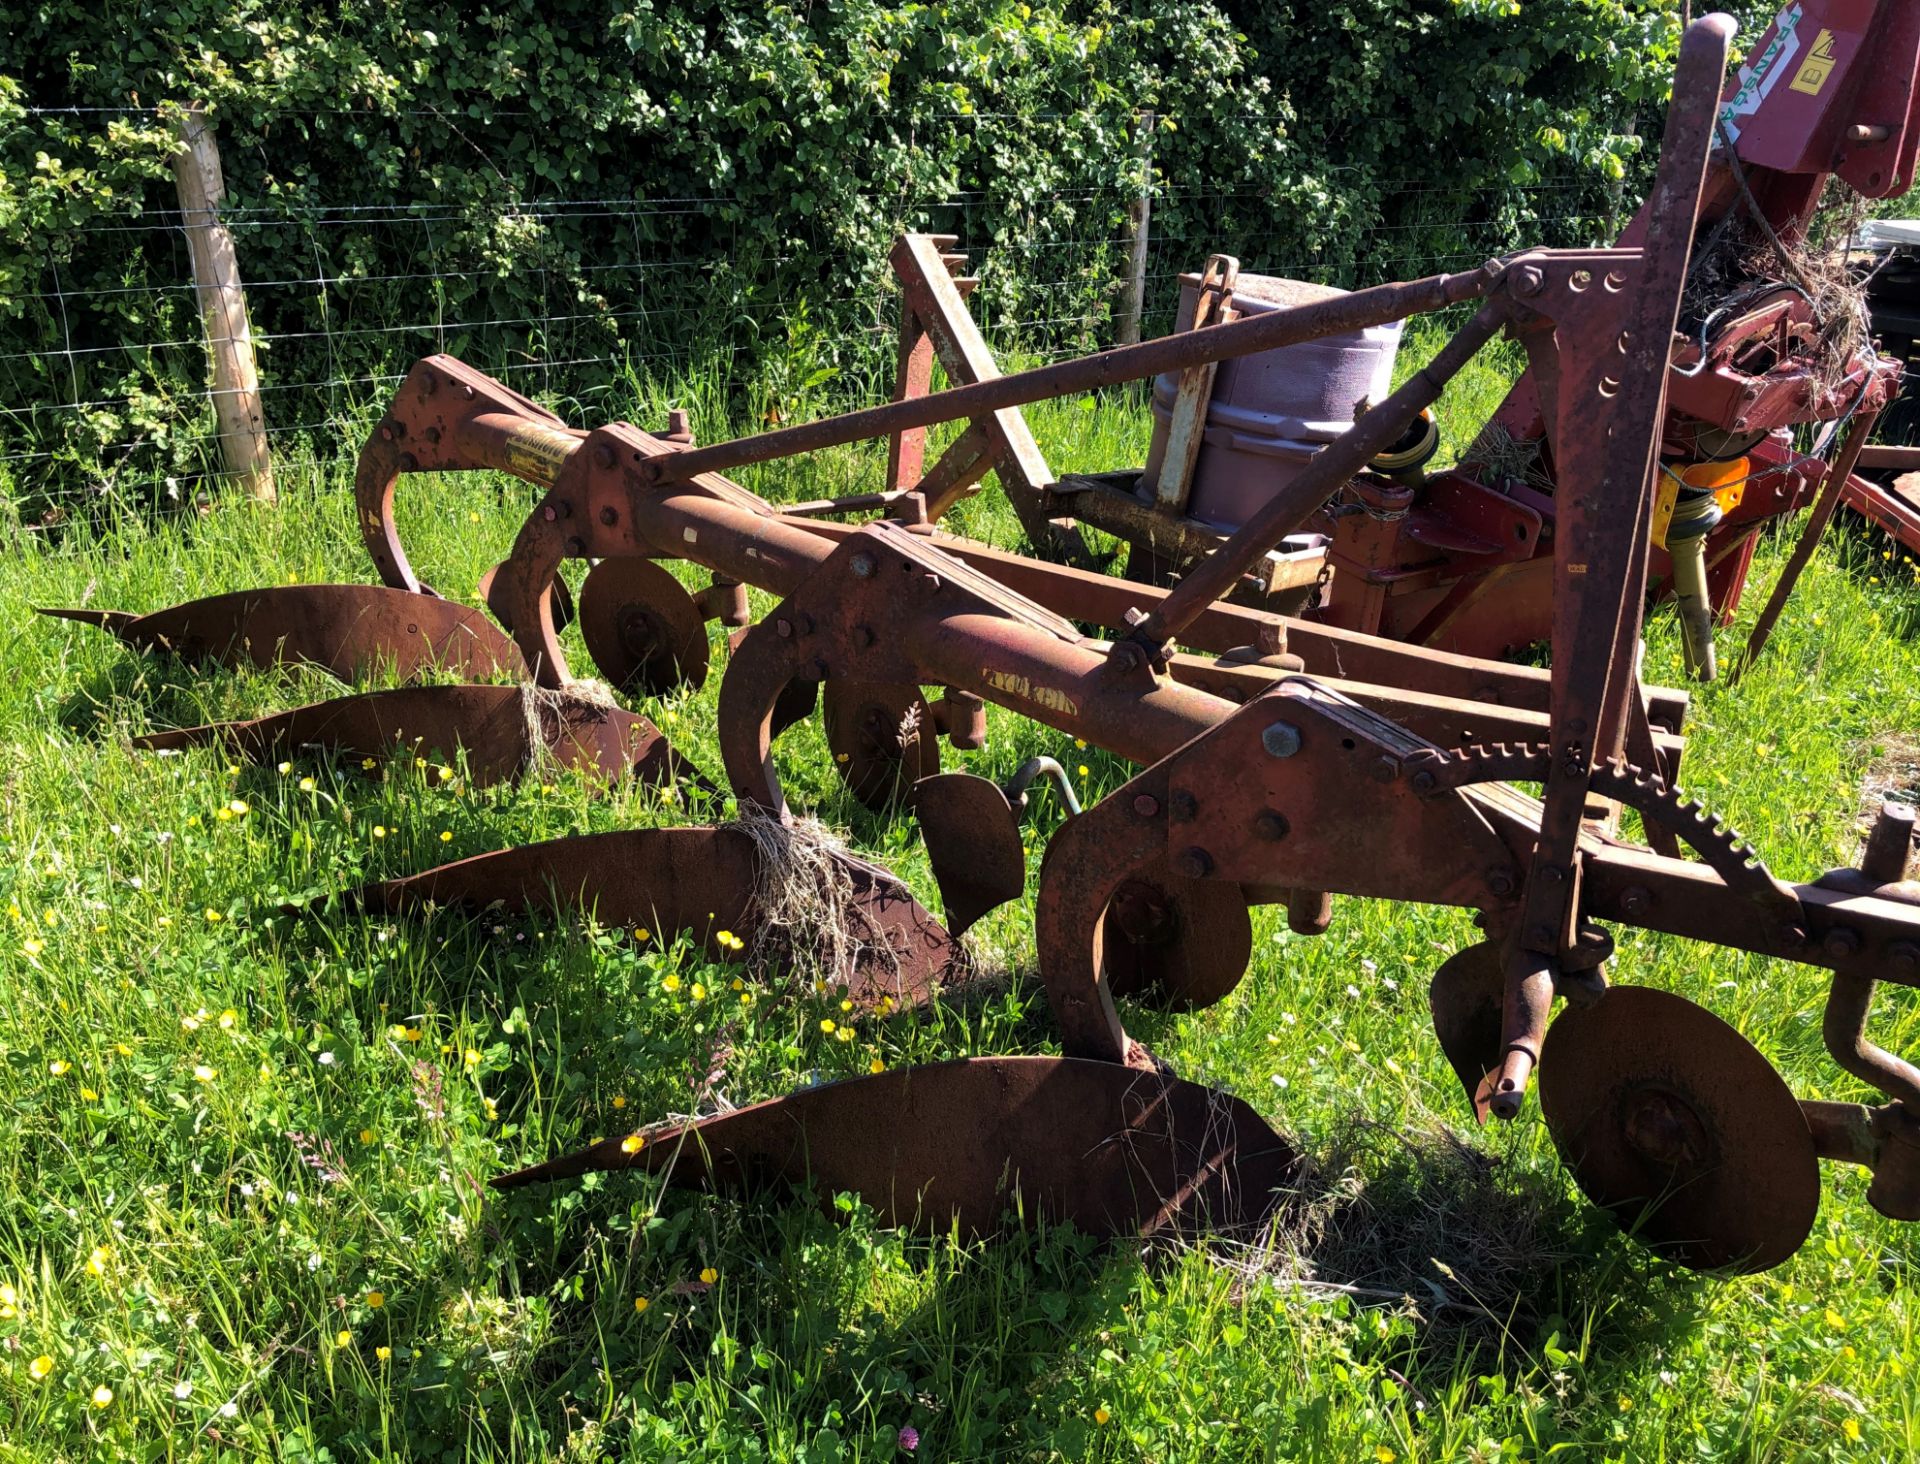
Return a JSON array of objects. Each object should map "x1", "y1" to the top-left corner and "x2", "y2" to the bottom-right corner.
[{"x1": 1652, "y1": 456, "x2": 1749, "y2": 550}]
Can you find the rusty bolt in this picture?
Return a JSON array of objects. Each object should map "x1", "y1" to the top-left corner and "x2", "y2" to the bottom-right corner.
[
  {"x1": 565, "y1": 536, "x2": 586, "y2": 556},
  {"x1": 1825, "y1": 927, "x2": 1863, "y2": 960},
  {"x1": 854, "y1": 625, "x2": 875, "y2": 648},
  {"x1": 398, "y1": 453, "x2": 418, "y2": 473},
  {"x1": 422, "y1": 374, "x2": 438, "y2": 395},
  {"x1": 1889, "y1": 941, "x2": 1920, "y2": 978},
  {"x1": 378, "y1": 423, "x2": 393, "y2": 442},
  {"x1": 1170, "y1": 790, "x2": 1198, "y2": 821},
  {"x1": 1132, "y1": 794, "x2": 1160, "y2": 818},
  {"x1": 1485, "y1": 868, "x2": 1516, "y2": 897},
  {"x1": 593, "y1": 442, "x2": 616, "y2": 470},
  {"x1": 1262, "y1": 721, "x2": 1303, "y2": 758},
  {"x1": 1175, "y1": 847, "x2": 1213, "y2": 880},
  {"x1": 1411, "y1": 769, "x2": 1437, "y2": 795},
  {"x1": 775, "y1": 618, "x2": 794, "y2": 638},
  {"x1": 1254, "y1": 810, "x2": 1289, "y2": 841},
  {"x1": 542, "y1": 500, "x2": 571, "y2": 522},
  {"x1": 1123, "y1": 606, "x2": 1150, "y2": 628},
  {"x1": 1514, "y1": 264, "x2": 1545, "y2": 297},
  {"x1": 1619, "y1": 885, "x2": 1652, "y2": 918},
  {"x1": 851, "y1": 553, "x2": 877, "y2": 579},
  {"x1": 599, "y1": 506, "x2": 619, "y2": 527},
  {"x1": 1110, "y1": 643, "x2": 1143, "y2": 674},
  {"x1": 1371, "y1": 755, "x2": 1399, "y2": 784}
]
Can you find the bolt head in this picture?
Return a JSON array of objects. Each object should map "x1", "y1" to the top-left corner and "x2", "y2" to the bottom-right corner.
[
  {"x1": 1411, "y1": 769, "x2": 1437, "y2": 795},
  {"x1": 1485, "y1": 868, "x2": 1515, "y2": 897},
  {"x1": 1132, "y1": 794, "x2": 1160, "y2": 818},
  {"x1": 1170, "y1": 790, "x2": 1197, "y2": 820},
  {"x1": 775, "y1": 618, "x2": 794, "y2": 639},
  {"x1": 594, "y1": 443, "x2": 616, "y2": 470},
  {"x1": 851, "y1": 553, "x2": 877, "y2": 579},
  {"x1": 854, "y1": 625, "x2": 875, "y2": 648},
  {"x1": 1371, "y1": 755, "x2": 1399, "y2": 784},
  {"x1": 599, "y1": 506, "x2": 619, "y2": 527},
  {"x1": 1254, "y1": 810, "x2": 1289, "y2": 841},
  {"x1": 1825, "y1": 927, "x2": 1862, "y2": 960},
  {"x1": 1174, "y1": 847, "x2": 1213, "y2": 880},
  {"x1": 1619, "y1": 885, "x2": 1652, "y2": 918},
  {"x1": 1261, "y1": 721, "x2": 1303, "y2": 758}
]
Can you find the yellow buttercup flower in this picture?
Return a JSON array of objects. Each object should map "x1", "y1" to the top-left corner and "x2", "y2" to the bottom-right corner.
[
  {"x1": 611, "y1": 1095, "x2": 627, "y2": 1110},
  {"x1": 634, "y1": 1296, "x2": 650, "y2": 1314},
  {"x1": 22, "y1": 938, "x2": 44, "y2": 957},
  {"x1": 335, "y1": 1330, "x2": 352, "y2": 1348},
  {"x1": 218, "y1": 1008, "x2": 238, "y2": 1029},
  {"x1": 91, "y1": 1384, "x2": 113, "y2": 1408},
  {"x1": 463, "y1": 1048, "x2": 481, "y2": 1070},
  {"x1": 661, "y1": 974, "x2": 681, "y2": 993},
  {"x1": 620, "y1": 1134, "x2": 645, "y2": 1154},
  {"x1": 1094, "y1": 1407, "x2": 1110, "y2": 1425},
  {"x1": 699, "y1": 1267, "x2": 718, "y2": 1285},
  {"x1": 86, "y1": 1245, "x2": 110, "y2": 1277},
  {"x1": 376, "y1": 1345, "x2": 392, "y2": 1361},
  {"x1": 48, "y1": 1059, "x2": 69, "y2": 1076},
  {"x1": 0, "y1": 1282, "x2": 17, "y2": 1317},
  {"x1": 277, "y1": 761, "x2": 293, "y2": 775},
  {"x1": 193, "y1": 1065, "x2": 216, "y2": 1084},
  {"x1": 28, "y1": 1354, "x2": 53, "y2": 1380},
  {"x1": 869, "y1": 1058, "x2": 885, "y2": 1074},
  {"x1": 690, "y1": 982, "x2": 706, "y2": 1001},
  {"x1": 299, "y1": 777, "x2": 316, "y2": 792},
  {"x1": 820, "y1": 1019, "x2": 835, "y2": 1034},
  {"x1": 439, "y1": 830, "x2": 453, "y2": 843},
  {"x1": 366, "y1": 1290, "x2": 385, "y2": 1309}
]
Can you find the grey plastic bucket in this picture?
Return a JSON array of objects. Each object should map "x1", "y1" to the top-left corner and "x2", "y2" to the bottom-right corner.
[{"x1": 1141, "y1": 272, "x2": 1403, "y2": 531}]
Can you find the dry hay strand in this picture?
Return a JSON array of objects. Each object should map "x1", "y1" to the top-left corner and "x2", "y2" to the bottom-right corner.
[
  {"x1": 1682, "y1": 174, "x2": 1875, "y2": 391},
  {"x1": 721, "y1": 804, "x2": 901, "y2": 990},
  {"x1": 1462, "y1": 420, "x2": 1553, "y2": 492},
  {"x1": 518, "y1": 678, "x2": 620, "y2": 769},
  {"x1": 1213, "y1": 1113, "x2": 1586, "y2": 1334}
]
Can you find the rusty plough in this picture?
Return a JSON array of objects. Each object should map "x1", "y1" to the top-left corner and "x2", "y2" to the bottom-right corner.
[{"x1": 38, "y1": 13, "x2": 1920, "y2": 1270}]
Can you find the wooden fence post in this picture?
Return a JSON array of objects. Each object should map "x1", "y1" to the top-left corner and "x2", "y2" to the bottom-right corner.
[
  {"x1": 171, "y1": 102, "x2": 274, "y2": 504},
  {"x1": 1116, "y1": 110, "x2": 1155, "y2": 347}
]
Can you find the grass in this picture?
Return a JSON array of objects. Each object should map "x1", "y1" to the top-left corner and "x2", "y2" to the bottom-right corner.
[{"x1": 4, "y1": 332, "x2": 1920, "y2": 1461}]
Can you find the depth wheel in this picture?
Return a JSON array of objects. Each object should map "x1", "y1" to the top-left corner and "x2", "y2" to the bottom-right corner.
[
  {"x1": 1540, "y1": 986, "x2": 1818, "y2": 1273},
  {"x1": 822, "y1": 681, "x2": 940, "y2": 811},
  {"x1": 1101, "y1": 871, "x2": 1252, "y2": 1011},
  {"x1": 578, "y1": 558, "x2": 710, "y2": 697}
]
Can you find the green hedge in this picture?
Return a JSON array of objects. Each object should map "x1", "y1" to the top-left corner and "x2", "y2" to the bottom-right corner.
[{"x1": 0, "y1": 1, "x2": 1738, "y2": 510}]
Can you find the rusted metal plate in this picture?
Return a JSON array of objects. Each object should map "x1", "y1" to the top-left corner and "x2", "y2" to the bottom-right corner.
[
  {"x1": 912, "y1": 773, "x2": 1026, "y2": 935},
  {"x1": 354, "y1": 826, "x2": 963, "y2": 1013},
  {"x1": 132, "y1": 684, "x2": 706, "y2": 793},
  {"x1": 821, "y1": 681, "x2": 940, "y2": 811},
  {"x1": 1539, "y1": 986, "x2": 1818, "y2": 1272},
  {"x1": 493, "y1": 1055, "x2": 1300, "y2": 1241},
  {"x1": 1428, "y1": 940, "x2": 1507, "y2": 1110},
  {"x1": 39, "y1": 585, "x2": 523, "y2": 684},
  {"x1": 1101, "y1": 870, "x2": 1253, "y2": 1011},
  {"x1": 577, "y1": 557, "x2": 710, "y2": 696}
]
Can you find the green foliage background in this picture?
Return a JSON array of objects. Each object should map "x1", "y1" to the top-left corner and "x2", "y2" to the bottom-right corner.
[{"x1": 1, "y1": 0, "x2": 1734, "y2": 507}]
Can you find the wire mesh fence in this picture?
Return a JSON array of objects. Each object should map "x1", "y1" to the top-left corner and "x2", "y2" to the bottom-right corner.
[{"x1": 0, "y1": 104, "x2": 1639, "y2": 514}]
